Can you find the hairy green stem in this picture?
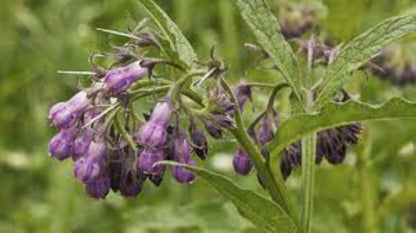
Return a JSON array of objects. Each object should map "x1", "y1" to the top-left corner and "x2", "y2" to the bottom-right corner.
[
  {"x1": 357, "y1": 130, "x2": 378, "y2": 233},
  {"x1": 220, "y1": 79, "x2": 298, "y2": 223},
  {"x1": 301, "y1": 133, "x2": 316, "y2": 233}
]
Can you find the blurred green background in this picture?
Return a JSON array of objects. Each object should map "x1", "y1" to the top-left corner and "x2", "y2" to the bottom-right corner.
[{"x1": 1, "y1": 0, "x2": 416, "y2": 232}]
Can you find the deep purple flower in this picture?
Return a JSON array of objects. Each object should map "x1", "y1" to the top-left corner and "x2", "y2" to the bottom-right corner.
[
  {"x1": 202, "y1": 114, "x2": 233, "y2": 139},
  {"x1": 233, "y1": 83, "x2": 252, "y2": 110},
  {"x1": 119, "y1": 174, "x2": 143, "y2": 197},
  {"x1": 149, "y1": 173, "x2": 164, "y2": 187},
  {"x1": 189, "y1": 123, "x2": 208, "y2": 160},
  {"x1": 172, "y1": 159, "x2": 196, "y2": 184},
  {"x1": 137, "y1": 147, "x2": 166, "y2": 175},
  {"x1": 137, "y1": 99, "x2": 173, "y2": 147},
  {"x1": 48, "y1": 128, "x2": 77, "y2": 161},
  {"x1": 74, "y1": 140, "x2": 107, "y2": 183},
  {"x1": 48, "y1": 91, "x2": 90, "y2": 129},
  {"x1": 280, "y1": 143, "x2": 302, "y2": 180},
  {"x1": 316, "y1": 123, "x2": 362, "y2": 165},
  {"x1": 104, "y1": 60, "x2": 149, "y2": 93},
  {"x1": 85, "y1": 175, "x2": 111, "y2": 199},
  {"x1": 232, "y1": 148, "x2": 253, "y2": 176}
]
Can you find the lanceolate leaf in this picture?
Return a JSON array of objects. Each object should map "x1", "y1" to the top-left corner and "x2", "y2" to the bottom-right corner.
[
  {"x1": 234, "y1": 0, "x2": 302, "y2": 104},
  {"x1": 315, "y1": 14, "x2": 416, "y2": 107},
  {"x1": 161, "y1": 161, "x2": 298, "y2": 233},
  {"x1": 267, "y1": 98, "x2": 416, "y2": 156},
  {"x1": 138, "y1": 0, "x2": 198, "y2": 68}
]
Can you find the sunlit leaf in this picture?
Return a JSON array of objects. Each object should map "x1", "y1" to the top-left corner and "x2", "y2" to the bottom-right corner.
[
  {"x1": 138, "y1": 0, "x2": 198, "y2": 69},
  {"x1": 315, "y1": 13, "x2": 416, "y2": 107},
  {"x1": 234, "y1": 0, "x2": 302, "y2": 104},
  {"x1": 267, "y1": 98, "x2": 416, "y2": 156},
  {"x1": 161, "y1": 161, "x2": 298, "y2": 233}
]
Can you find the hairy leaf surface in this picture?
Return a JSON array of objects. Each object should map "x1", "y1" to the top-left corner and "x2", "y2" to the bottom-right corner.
[
  {"x1": 162, "y1": 161, "x2": 298, "y2": 233},
  {"x1": 315, "y1": 14, "x2": 416, "y2": 107}
]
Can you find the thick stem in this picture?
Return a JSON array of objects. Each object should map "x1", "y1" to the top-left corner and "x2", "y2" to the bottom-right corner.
[
  {"x1": 357, "y1": 130, "x2": 378, "y2": 233},
  {"x1": 220, "y1": 79, "x2": 298, "y2": 223},
  {"x1": 301, "y1": 133, "x2": 316, "y2": 233}
]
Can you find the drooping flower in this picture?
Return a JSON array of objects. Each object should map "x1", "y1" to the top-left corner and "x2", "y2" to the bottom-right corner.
[
  {"x1": 189, "y1": 123, "x2": 208, "y2": 160},
  {"x1": 316, "y1": 123, "x2": 362, "y2": 165},
  {"x1": 232, "y1": 148, "x2": 253, "y2": 176},
  {"x1": 233, "y1": 83, "x2": 252, "y2": 110},
  {"x1": 104, "y1": 60, "x2": 149, "y2": 94},
  {"x1": 48, "y1": 128, "x2": 77, "y2": 161},
  {"x1": 136, "y1": 98, "x2": 173, "y2": 148},
  {"x1": 74, "y1": 139, "x2": 108, "y2": 183},
  {"x1": 202, "y1": 114, "x2": 233, "y2": 139},
  {"x1": 119, "y1": 173, "x2": 143, "y2": 197},
  {"x1": 280, "y1": 142, "x2": 302, "y2": 180},
  {"x1": 85, "y1": 175, "x2": 111, "y2": 199},
  {"x1": 171, "y1": 130, "x2": 196, "y2": 183},
  {"x1": 48, "y1": 91, "x2": 90, "y2": 129},
  {"x1": 137, "y1": 147, "x2": 166, "y2": 175},
  {"x1": 73, "y1": 129, "x2": 94, "y2": 159}
]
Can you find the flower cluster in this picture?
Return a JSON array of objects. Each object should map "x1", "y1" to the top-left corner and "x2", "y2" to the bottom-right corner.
[{"x1": 366, "y1": 48, "x2": 416, "y2": 85}]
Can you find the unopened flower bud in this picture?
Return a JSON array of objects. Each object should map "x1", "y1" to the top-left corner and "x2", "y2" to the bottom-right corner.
[
  {"x1": 280, "y1": 143, "x2": 301, "y2": 180},
  {"x1": 149, "y1": 173, "x2": 164, "y2": 187},
  {"x1": 232, "y1": 148, "x2": 253, "y2": 176},
  {"x1": 258, "y1": 116, "x2": 273, "y2": 145},
  {"x1": 85, "y1": 176, "x2": 111, "y2": 199},
  {"x1": 48, "y1": 128, "x2": 77, "y2": 161},
  {"x1": 172, "y1": 159, "x2": 196, "y2": 183},
  {"x1": 233, "y1": 83, "x2": 252, "y2": 110},
  {"x1": 189, "y1": 124, "x2": 208, "y2": 160},
  {"x1": 74, "y1": 140, "x2": 107, "y2": 183},
  {"x1": 73, "y1": 129, "x2": 93, "y2": 159},
  {"x1": 137, "y1": 99, "x2": 173, "y2": 147},
  {"x1": 48, "y1": 91, "x2": 90, "y2": 129},
  {"x1": 137, "y1": 148, "x2": 166, "y2": 175},
  {"x1": 119, "y1": 174, "x2": 143, "y2": 197},
  {"x1": 104, "y1": 60, "x2": 149, "y2": 93}
]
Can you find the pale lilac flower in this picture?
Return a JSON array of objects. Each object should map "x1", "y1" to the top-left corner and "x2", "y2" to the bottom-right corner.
[{"x1": 104, "y1": 60, "x2": 149, "y2": 93}]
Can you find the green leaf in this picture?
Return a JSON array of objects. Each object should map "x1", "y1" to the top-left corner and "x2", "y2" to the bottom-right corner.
[
  {"x1": 138, "y1": 0, "x2": 198, "y2": 69},
  {"x1": 315, "y1": 13, "x2": 416, "y2": 107},
  {"x1": 161, "y1": 161, "x2": 298, "y2": 233},
  {"x1": 234, "y1": 0, "x2": 302, "y2": 105},
  {"x1": 267, "y1": 98, "x2": 416, "y2": 156}
]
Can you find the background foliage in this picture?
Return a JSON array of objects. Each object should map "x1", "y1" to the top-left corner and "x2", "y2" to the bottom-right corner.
[{"x1": 1, "y1": 0, "x2": 416, "y2": 232}]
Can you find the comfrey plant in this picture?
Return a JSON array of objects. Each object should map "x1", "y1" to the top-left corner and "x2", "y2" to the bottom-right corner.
[{"x1": 47, "y1": 0, "x2": 416, "y2": 232}]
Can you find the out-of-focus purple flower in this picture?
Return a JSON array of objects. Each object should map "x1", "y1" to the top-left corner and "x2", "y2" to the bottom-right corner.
[
  {"x1": 258, "y1": 116, "x2": 274, "y2": 146},
  {"x1": 104, "y1": 60, "x2": 149, "y2": 93},
  {"x1": 280, "y1": 143, "x2": 302, "y2": 180},
  {"x1": 316, "y1": 123, "x2": 362, "y2": 165},
  {"x1": 189, "y1": 123, "x2": 208, "y2": 160},
  {"x1": 74, "y1": 140, "x2": 107, "y2": 183},
  {"x1": 48, "y1": 91, "x2": 90, "y2": 129},
  {"x1": 48, "y1": 128, "x2": 77, "y2": 161},
  {"x1": 233, "y1": 83, "x2": 252, "y2": 110},
  {"x1": 137, "y1": 99, "x2": 173, "y2": 148},
  {"x1": 149, "y1": 173, "x2": 164, "y2": 187},
  {"x1": 232, "y1": 148, "x2": 253, "y2": 176},
  {"x1": 172, "y1": 159, "x2": 196, "y2": 183},
  {"x1": 202, "y1": 114, "x2": 233, "y2": 139},
  {"x1": 119, "y1": 174, "x2": 143, "y2": 197},
  {"x1": 137, "y1": 147, "x2": 166, "y2": 175},
  {"x1": 73, "y1": 129, "x2": 94, "y2": 159},
  {"x1": 85, "y1": 175, "x2": 111, "y2": 199}
]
